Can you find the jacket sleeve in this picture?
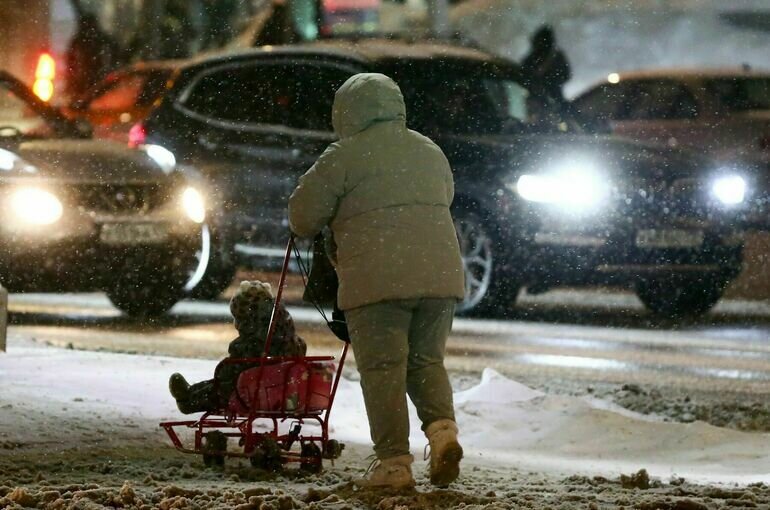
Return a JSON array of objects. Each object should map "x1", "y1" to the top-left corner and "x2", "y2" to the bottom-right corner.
[
  {"x1": 289, "y1": 144, "x2": 346, "y2": 239},
  {"x1": 442, "y1": 154, "x2": 455, "y2": 205}
]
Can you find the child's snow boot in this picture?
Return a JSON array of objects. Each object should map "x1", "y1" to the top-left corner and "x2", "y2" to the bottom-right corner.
[
  {"x1": 355, "y1": 454, "x2": 416, "y2": 489},
  {"x1": 169, "y1": 373, "x2": 199, "y2": 413},
  {"x1": 425, "y1": 419, "x2": 463, "y2": 487},
  {"x1": 169, "y1": 373, "x2": 190, "y2": 401}
]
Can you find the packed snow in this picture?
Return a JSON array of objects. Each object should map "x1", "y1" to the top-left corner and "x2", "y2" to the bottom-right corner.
[{"x1": 1, "y1": 338, "x2": 768, "y2": 486}]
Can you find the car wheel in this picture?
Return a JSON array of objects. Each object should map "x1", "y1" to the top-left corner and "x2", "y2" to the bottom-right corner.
[
  {"x1": 107, "y1": 266, "x2": 185, "y2": 318},
  {"x1": 635, "y1": 275, "x2": 726, "y2": 318},
  {"x1": 184, "y1": 224, "x2": 237, "y2": 301},
  {"x1": 453, "y1": 210, "x2": 519, "y2": 317}
]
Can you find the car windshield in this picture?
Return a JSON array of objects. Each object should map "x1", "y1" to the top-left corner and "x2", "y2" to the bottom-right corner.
[
  {"x1": 705, "y1": 77, "x2": 770, "y2": 112},
  {"x1": 0, "y1": 82, "x2": 58, "y2": 138},
  {"x1": 394, "y1": 67, "x2": 573, "y2": 136}
]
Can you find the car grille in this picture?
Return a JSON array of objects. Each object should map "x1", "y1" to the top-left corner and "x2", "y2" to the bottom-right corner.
[
  {"x1": 614, "y1": 178, "x2": 708, "y2": 222},
  {"x1": 67, "y1": 184, "x2": 172, "y2": 215}
]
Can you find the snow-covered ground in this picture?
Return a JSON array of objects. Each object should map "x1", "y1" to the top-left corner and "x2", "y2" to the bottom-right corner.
[{"x1": 2, "y1": 335, "x2": 769, "y2": 509}]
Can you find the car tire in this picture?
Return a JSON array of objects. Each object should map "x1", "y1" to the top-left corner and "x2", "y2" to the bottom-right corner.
[
  {"x1": 189, "y1": 260, "x2": 237, "y2": 301},
  {"x1": 635, "y1": 276, "x2": 726, "y2": 318},
  {"x1": 453, "y1": 210, "x2": 520, "y2": 318},
  {"x1": 107, "y1": 266, "x2": 185, "y2": 318},
  {"x1": 185, "y1": 224, "x2": 237, "y2": 301}
]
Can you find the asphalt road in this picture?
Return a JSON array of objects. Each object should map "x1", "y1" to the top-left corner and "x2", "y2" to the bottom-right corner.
[{"x1": 5, "y1": 289, "x2": 770, "y2": 395}]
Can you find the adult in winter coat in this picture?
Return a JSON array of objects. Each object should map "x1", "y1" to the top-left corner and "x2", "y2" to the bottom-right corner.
[
  {"x1": 521, "y1": 25, "x2": 571, "y2": 101},
  {"x1": 289, "y1": 73, "x2": 466, "y2": 488},
  {"x1": 65, "y1": 13, "x2": 120, "y2": 100}
]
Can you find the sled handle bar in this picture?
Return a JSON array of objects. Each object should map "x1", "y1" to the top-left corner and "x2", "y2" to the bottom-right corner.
[{"x1": 261, "y1": 235, "x2": 295, "y2": 358}]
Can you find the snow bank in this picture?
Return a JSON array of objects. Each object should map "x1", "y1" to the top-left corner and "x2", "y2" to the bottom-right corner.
[{"x1": 1, "y1": 341, "x2": 768, "y2": 484}]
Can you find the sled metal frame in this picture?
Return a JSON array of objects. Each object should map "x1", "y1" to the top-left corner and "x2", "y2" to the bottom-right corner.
[{"x1": 160, "y1": 236, "x2": 349, "y2": 469}]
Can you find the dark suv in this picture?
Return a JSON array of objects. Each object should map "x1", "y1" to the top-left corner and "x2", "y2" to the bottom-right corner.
[{"x1": 138, "y1": 39, "x2": 747, "y2": 317}]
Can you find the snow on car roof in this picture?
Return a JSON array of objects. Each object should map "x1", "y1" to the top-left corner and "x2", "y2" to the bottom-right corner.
[
  {"x1": 300, "y1": 37, "x2": 499, "y2": 63},
  {"x1": 601, "y1": 67, "x2": 770, "y2": 83},
  {"x1": 183, "y1": 37, "x2": 503, "y2": 71},
  {"x1": 575, "y1": 67, "x2": 770, "y2": 96}
]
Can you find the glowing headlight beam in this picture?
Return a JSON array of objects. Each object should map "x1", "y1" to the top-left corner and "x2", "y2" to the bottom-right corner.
[
  {"x1": 10, "y1": 187, "x2": 63, "y2": 225},
  {"x1": 182, "y1": 187, "x2": 206, "y2": 223},
  {"x1": 712, "y1": 175, "x2": 746, "y2": 205},
  {"x1": 516, "y1": 166, "x2": 609, "y2": 211},
  {"x1": 0, "y1": 149, "x2": 19, "y2": 171},
  {"x1": 516, "y1": 174, "x2": 559, "y2": 203}
]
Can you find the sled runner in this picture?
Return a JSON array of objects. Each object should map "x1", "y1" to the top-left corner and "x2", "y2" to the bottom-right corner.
[{"x1": 160, "y1": 236, "x2": 349, "y2": 472}]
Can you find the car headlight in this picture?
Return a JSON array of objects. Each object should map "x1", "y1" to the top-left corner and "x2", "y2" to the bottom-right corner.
[
  {"x1": 515, "y1": 164, "x2": 609, "y2": 212},
  {"x1": 0, "y1": 148, "x2": 20, "y2": 171},
  {"x1": 9, "y1": 187, "x2": 63, "y2": 226},
  {"x1": 711, "y1": 175, "x2": 746, "y2": 206},
  {"x1": 142, "y1": 144, "x2": 176, "y2": 174},
  {"x1": 182, "y1": 187, "x2": 206, "y2": 223}
]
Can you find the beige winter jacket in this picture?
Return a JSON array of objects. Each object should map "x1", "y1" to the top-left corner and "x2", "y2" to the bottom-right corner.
[{"x1": 289, "y1": 73, "x2": 465, "y2": 310}]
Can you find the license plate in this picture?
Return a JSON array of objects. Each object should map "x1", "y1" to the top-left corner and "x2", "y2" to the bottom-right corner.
[
  {"x1": 100, "y1": 223, "x2": 168, "y2": 245},
  {"x1": 635, "y1": 229, "x2": 704, "y2": 248}
]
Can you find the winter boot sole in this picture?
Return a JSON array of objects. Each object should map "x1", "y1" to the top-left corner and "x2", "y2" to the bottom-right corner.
[{"x1": 430, "y1": 441, "x2": 463, "y2": 487}]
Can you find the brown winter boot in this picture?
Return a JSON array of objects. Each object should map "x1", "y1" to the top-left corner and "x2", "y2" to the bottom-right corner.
[
  {"x1": 355, "y1": 454, "x2": 416, "y2": 489},
  {"x1": 425, "y1": 419, "x2": 463, "y2": 487}
]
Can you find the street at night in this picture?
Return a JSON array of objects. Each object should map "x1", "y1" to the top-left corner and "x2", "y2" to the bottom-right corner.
[{"x1": 2, "y1": 0, "x2": 770, "y2": 508}]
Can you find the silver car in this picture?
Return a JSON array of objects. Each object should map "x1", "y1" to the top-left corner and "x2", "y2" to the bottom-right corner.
[
  {"x1": 0, "y1": 71, "x2": 208, "y2": 317},
  {"x1": 574, "y1": 69, "x2": 770, "y2": 168}
]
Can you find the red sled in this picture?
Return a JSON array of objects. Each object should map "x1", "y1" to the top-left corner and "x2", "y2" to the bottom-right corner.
[{"x1": 160, "y1": 237, "x2": 349, "y2": 472}]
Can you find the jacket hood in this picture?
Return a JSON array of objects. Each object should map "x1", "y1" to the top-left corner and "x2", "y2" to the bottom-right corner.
[{"x1": 332, "y1": 73, "x2": 406, "y2": 138}]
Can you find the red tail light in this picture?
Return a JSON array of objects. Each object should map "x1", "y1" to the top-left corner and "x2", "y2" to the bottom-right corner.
[
  {"x1": 128, "y1": 122, "x2": 146, "y2": 148},
  {"x1": 33, "y1": 53, "x2": 55, "y2": 102}
]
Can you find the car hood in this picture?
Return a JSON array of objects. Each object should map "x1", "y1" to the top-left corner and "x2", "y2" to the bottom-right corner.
[
  {"x1": 439, "y1": 132, "x2": 710, "y2": 184},
  {"x1": 9, "y1": 140, "x2": 167, "y2": 184}
]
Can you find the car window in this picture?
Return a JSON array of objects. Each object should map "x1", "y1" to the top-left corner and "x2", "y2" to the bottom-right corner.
[
  {"x1": 292, "y1": 65, "x2": 355, "y2": 131},
  {"x1": 501, "y1": 81, "x2": 530, "y2": 122},
  {"x1": 395, "y1": 69, "x2": 561, "y2": 135},
  {"x1": 0, "y1": 83, "x2": 55, "y2": 137},
  {"x1": 623, "y1": 80, "x2": 699, "y2": 120},
  {"x1": 705, "y1": 77, "x2": 770, "y2": 112},
  {"x1": 181, "y1": 62, "x2": 354, "y2": 132}
]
